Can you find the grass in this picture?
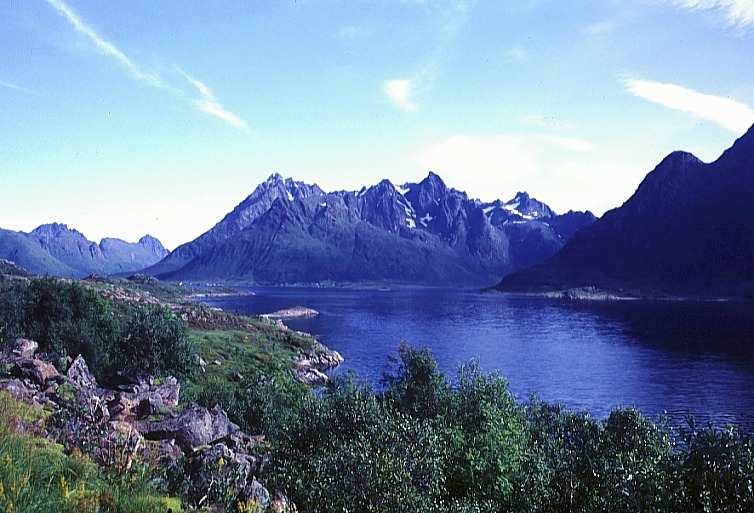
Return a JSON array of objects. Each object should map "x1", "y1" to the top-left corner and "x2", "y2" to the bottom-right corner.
[
  {"x1": 0, "y1": 391, "x2": 181, "y2": 513},
  {"x1": 184, "y1": 325, "x2": 311, "y2": 398}
]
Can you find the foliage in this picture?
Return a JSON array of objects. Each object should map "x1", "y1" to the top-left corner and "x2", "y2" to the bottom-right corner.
[
  {"x1": 268, "y1": 372, "x2": 446, "y2": 513},
  {"x1": 0, "y1": 276, "x2": 195, "y2": 382},
  {"x1": 252, "y1": 344, "x2": 754, "y2": 513},
  {"x1": 3, "y1": 273, "x2": 754, "y2": 512},
  {"x1": 0, "y1": 276, "x2": 118, "y2": 372},
  {"x1": 0, "y1": 391, "x2": 176, "y2": 513},
  {"x1": 676, "y1": 418, "x2": 754, "y2": 513},
  {"x1": 110, "y1": 303, "x2": 194, "y2": 380}
]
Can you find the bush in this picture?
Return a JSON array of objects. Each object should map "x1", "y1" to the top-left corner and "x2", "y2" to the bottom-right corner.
[
  {"x1": 111, "y1": 304, "x2": 194, "y2": 380},
  {"x1": 269, "y1": 373, "x2": 446, "y2": 513},
  {"x1": 0, "y1": 277, "x2": 118, "y2": 374}
]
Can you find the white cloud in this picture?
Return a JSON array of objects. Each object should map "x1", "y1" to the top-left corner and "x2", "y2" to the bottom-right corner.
[
  {"x1": 537, "y1": 135, "x2": 594, "y2": 152},
  {"x1": 671, "y1": 0, "x2": 754, "y2": 29},
  {"x1": 0, "y1": 80, "x2": 36, "y2": 95},
  {"x1": 45, "y1": 0, "x2": 163, "y2": 88},
  {"x1": 384, "y1": 79, "x2": 417, "y2": 112},
  {"x1": 338, "y1": 25, "x2": 370, "y2": 39},
  {"x1": 46, "y1": 0, "x2": 247, "y2": 130},
  {"x1": 414, "y1": 133, "x2": 649, "y2": 215},
  {"x1": 624, "y1": 77, "x2": 754, "y2": 134},
  {"x1": 177, "y1": 68, "x2": 247, "y2": 129},
  {"x1": 504, "y1": 44, "x2": 530, "y2": 62}
]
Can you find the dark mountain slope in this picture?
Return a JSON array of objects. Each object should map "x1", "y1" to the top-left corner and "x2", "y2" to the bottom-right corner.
[
  {"x1": 149, "y1": 172, "x2": 596, "y2": 287},
  {"x1": 497, "y1": 125, "x2": 754, "y2": 297}
]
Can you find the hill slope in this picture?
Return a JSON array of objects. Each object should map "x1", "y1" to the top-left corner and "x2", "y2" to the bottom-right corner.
[
  {"x1": 496, "y1": 124, "x2": 754, "y2": 297},
  {"x1": 0, "y1": 223, "x2": 169, "y2": 277}
]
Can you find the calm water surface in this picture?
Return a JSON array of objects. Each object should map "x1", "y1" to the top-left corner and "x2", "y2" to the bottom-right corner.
[{"x1": 206, "y1": 287, "x2": 754, "y2": 429}]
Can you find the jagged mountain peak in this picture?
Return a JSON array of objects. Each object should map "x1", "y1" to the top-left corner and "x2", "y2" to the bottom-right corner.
[
  {"x1": 144, "y1": 171, "x2": 596, "y2": 286},
  {"x1": 503, "y1": 191, "x2": 554, "y2": 220},
  {"x1": 32, "y1": 222, "x2": 83, "y2": 238},
  {"x1": 715, "y1": 124, "x2": 754, "y2": 169},
  {"x1": 497, "y1": 124, "x2": 754, "y2": 297}
]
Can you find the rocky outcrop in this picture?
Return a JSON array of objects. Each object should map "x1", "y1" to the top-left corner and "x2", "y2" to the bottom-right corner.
[
  {"x1": 0, "y1": 341, "x2": 292, "y2": 511},
  {"x1": 139, "y1": 403, "x2": 240, "y2": 453},
  {"x1": 292, "y1": 340, "x2": 344, "y2": 387}
]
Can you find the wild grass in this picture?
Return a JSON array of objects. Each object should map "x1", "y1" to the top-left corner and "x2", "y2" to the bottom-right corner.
[{"x1": 0, "y1": 391, "x2": 180, "y2": 513}]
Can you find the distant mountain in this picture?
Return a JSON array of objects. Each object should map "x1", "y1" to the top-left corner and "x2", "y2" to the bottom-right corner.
[
  {"x1": 0, "y1": 223, "x2": 169, "y2": 277},
  {"x1": 144, "y1": 172, "x2": 596, "y2": 287},
  {"x1": 496, "y1": 124, "x2": 754, "y2": 298}
]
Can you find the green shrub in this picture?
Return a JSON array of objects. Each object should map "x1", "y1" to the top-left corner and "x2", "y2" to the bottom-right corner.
[
  {"x1": 111, "y1": 304, "x2": 194, "y2": 380},
  {"x1": 0, "y1": 277, "x2": 118, "y2": 374}
]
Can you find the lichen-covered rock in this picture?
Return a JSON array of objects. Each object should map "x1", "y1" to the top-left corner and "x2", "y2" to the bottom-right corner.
[
  {"x1": 9, "y1": 339, "x2": 39, "y2": 359},
  {"x1": 270, "y1": 491, "x2": 298, "y2": 513},
  {"x1": 137, "y1": 403, "x2": 240, "y2": 454},
  {"x1": 66, "y1": 354, "x2": 98, "y2": 389}
]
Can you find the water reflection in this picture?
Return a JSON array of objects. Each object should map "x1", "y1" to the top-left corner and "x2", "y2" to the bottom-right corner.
[{"x1": 206, "y1": 288, "x2": 754, "y2": 430}]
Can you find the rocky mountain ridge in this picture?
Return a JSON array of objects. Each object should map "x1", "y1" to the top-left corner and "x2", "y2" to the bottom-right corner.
[
  {"x1": 145, "y1": 172, "x2": 596, "y2": 286},
  {"x1": 497, "y1": 123, "x2": 754, "y2": 298},
  {"x1": 0, "y1": 223, "x2": 169, "y2": 277}
]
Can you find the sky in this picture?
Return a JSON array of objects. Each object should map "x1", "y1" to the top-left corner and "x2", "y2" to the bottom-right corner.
[{"x1": 2, "y1": 0, "x2": 754, "y2": 250}]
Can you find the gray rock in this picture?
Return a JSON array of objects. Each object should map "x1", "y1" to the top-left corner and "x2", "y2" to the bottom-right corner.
[
  {"x1": 242, "y1": 478, "x2": 270, "y2": 511},
  {"x1": 66, "y1": 354, "x2": 98, "y2": 389},
  {"x1": 10, "y1": 339, "x2": 38, "y2": 359},
  {"x1": 137, "y1": 403, "x2": 240, "y2": 454},
  {"x1": 270, "y1": 491, "x2": 298, "y2": 513},
  {"x1": 11, "y1": 358, "x2": 60, "y2": 388}
]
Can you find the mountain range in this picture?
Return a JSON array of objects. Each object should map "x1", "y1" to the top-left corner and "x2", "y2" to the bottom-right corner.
[
  {"x1": 0, "y1": 223, "x2": 168, "y2": 277},
  {"x1": 497, "y1": 124, "x2": 754, "y2": 298},
  {"x1": 143, "y1": 172, "x2": 596, "y2": 287}
]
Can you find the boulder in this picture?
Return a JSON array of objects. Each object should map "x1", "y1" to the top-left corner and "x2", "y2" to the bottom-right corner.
[
  {"x1": 137, "y1": 403, "x2": 240, "y2": 454},
  {"x1": 108, "y1": 394, "x2": 140, "y2": 423},
  {"x1": 292, "y1": 366, "x2": 330, "y2": 387},
  {"x1": 11, "y1": 358, "x2": 60, "y2": 388},
  {"x1": 9, "y1": 339, "x2": 38, "y2": 359},
  {"x1": 242, "y1": 478, "x2": 271, "y2": 511},
  {"x1": 270, "y1": 491, "x2": 298, "y2": 513},
  {"x1": 66, "y1": 354, "x2": 98, "y2": 389}
]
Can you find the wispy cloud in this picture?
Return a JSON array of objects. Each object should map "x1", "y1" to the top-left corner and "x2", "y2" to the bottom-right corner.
[
  {"x1": 45, "y1": 0, "x2": 246, "y2": 130},
  {"x1": 671, "y1": 0, "x2": 754, "y2": 29},
  {"x1": 337, "y1": 25, "x2": 371, "y2": 39},
  {"x1": 537, "y1": 135, "x2": 594, "y2": 152},
  {"x1": 624, "y1": 77, "x2": 754, "y2": 134},
  {"x1": 177, "y1": 68, "x2": 247, "y2": 129},
  {"x1": 415, "y1": 132, "x2": 632, "y2": 214},
  {"x1": 45, "y1": 0, "x2": 163, "y2": 88},
  {"x1": 384, "y1": 79, "x2": 417, "y2": 112},
  {"x1": 384, "y1": 0, "x2": 470, "y2": 111},
  {"x1": 0, "y1": 80, "x2": 37, "y2": 95},
  {"x1": 504, "y1": 44, "x2": 530, "y2": 62}
]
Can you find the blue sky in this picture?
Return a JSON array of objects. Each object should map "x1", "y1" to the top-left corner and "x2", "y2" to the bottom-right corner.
[{"x1": 2, "y1": 0, "x2": 753, "y2": 249}]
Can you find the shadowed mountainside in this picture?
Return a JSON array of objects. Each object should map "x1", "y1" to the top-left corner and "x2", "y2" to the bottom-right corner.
[{"x1": 497, "y1": 124, "x2": 754, "y2": 298}]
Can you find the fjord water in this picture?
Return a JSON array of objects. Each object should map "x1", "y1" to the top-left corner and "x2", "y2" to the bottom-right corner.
[{"x1": 206, "y1": 288, "x2": 754, "y2": 429}]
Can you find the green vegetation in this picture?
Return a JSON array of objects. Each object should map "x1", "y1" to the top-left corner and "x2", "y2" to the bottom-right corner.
[
  {"x1": 181, "y1": 339, "x2": 754, "y2": 513},
  {"x1": 0, "y1": 391, "x2": 178, "y2": 513},
  {"x1": 0, "y1": 275, "x2": 195, "y2": 382},
  {"x1": 1, "y1": 274, "x2": 754, "y2": 512}
]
